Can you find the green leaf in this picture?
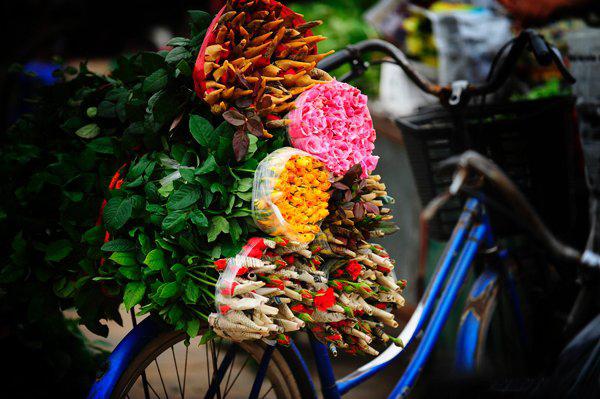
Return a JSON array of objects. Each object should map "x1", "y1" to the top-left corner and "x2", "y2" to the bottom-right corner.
[
  {"x1": 143, "y1": 68, "x2": 168, "y2": 93},
  {"x1": 103, "y1": 198, "x2": 132, "y2": 231},
  {"x1": 229, "y1": 219, "x2": 242, "y2": 242},
  {"x1": 189, "y1": 10, "x2": 211, "y2": 30},
  {"x1": 196, "y1": 154, "x2": 218, "y2": 175},
  {"x1": 119, "y1": 265, "x2": 141, "y2": 280},
  {"x1": 189, "y1": 115, "x2": 218, "y2": 149},
  {"x1": 124, "y1": 281, "x2": 146, "y2": 311},
  {"x1": 199, "y1": 328, "x2": 216, "y2": 344},
  {"x1": 101, "y1": 239, "x2": 135, "y2": 252},
  {"x1": 143, "y1": 248, "x2": 166, "y2": 270},
  {"x1": 167, "y1": 37, "x2": 190, "y2": 46},
  {"x1": 179, "y1": 168, "x2": 195, "y2": 182},
  {"x1": 87, "y1": 137, "x2": 115, "y2": 154},
  {"x1": 187, "y1": 318, "x2": 201, "y2": 338},
  {"x1": 190, "y1": 209, "x2": 208, "y2": 227},
  {"x1": 184, "y1": 280, "x2": 201, "y2": 303},
  {"x1": 162, "y1": 211, "x2": 187, "y2": 233},
  {"x1": 86, "y1": 107, "x2": 98, "y2": 118},
  {"x1": 82, "y1": 225, "x2": 104, "y2": 244},
  {"x1": 109, "y1": 251, "x2": 137, "y2": 266},
  {"x1": 159, "y1": 281, "x2": 179, "y2": 298},
  {"x1": 45, "y1": 240, "x2": 73, "y2": 262},
  {"x1": 75, "y1": 123, "x2": 100, "y2": 139},
  {"x1": 167, "y1": 185, "x2": 201, "y2": 211},
  {"x1": 207, "y1": 216, "x2": 229, "y2": 242},
  {"x1": 246, "y1": 135, "x2": 259, "y2": 159},
  {"x1": 165, "y1": 47, "x2": 191, "y2": 64},
  {"x1": 236, "y1": 178, "x2": 253, "y2": 192}
]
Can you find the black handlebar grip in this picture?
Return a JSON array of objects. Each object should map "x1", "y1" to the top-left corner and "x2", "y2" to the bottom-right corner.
[
  {"x1": 526, "y1": 30, "x2": 552, "y2": 65},
  {"x1": 318, "y1": 48, "x2": 352, "y2": 72}
]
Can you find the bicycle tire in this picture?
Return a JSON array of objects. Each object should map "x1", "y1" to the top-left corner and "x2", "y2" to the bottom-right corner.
[{"x1": 110, "y1": 322, "x2": 315, "y2": 399}]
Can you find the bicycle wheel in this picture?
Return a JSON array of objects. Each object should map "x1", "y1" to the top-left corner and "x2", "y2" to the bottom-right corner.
[{"x1": 110, "y1": 321, "x2": 315, "y2": 399}]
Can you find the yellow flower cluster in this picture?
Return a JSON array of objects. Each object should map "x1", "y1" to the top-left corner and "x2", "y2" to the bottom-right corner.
[{"x1": 271, "y1": 155, "x2": 330, "y2": 242}]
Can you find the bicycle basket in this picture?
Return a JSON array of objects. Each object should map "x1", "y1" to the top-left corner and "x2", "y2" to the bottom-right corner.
[{"x1": 398, "y1": 96, "x2": 588, "y2": 242}]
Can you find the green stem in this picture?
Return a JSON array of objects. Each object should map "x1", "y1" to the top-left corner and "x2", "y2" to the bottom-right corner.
[
  {"x1": 187, "y1": 272, "x2": 216, "y2": 286},
  {"x1": 191, "y1": 308, "x2": 209, "y2": 321}
]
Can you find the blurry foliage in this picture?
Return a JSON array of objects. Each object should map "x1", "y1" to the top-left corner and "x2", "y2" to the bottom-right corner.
[{"x1": 290, "y1": 0, "x2": 381, "y2": 95}]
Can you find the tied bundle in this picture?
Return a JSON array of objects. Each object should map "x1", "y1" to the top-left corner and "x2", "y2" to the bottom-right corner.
[
  {"x1": 252, "y1": 148, "x2": 331, "y2": 243},
  {"x1": 194, "y1": 0, "x2": 334, "y2": 123},
  {"x1": 288, "y1": 80, "x2": 379, "y2": 178},
  {"x1": 209, "y1": 235, "x2": 406, "y2": 356},
  {"x1": 322, "y1": 165, "x2": 399, "y2": 257}
]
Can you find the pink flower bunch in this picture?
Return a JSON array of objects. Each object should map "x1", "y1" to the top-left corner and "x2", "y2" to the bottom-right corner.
[{"x1": 288, "y1": 80, "x2": 378, "y2": 178}]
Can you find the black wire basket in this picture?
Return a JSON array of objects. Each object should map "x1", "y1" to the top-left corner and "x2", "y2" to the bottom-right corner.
[{"x1": 398, "y1": 95, "x2": 589, "y2": 243}]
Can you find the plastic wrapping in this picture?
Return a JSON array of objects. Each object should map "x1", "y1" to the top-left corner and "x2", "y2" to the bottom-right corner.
[{"x1": 252, "y1": 147, "x2": 331, "y2": 243}]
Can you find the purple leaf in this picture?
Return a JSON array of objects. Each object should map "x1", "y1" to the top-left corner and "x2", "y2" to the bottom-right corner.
[
  {"x1": 353, "y1": 202, "x2": 366, "y2": 220},
  {"x1": 247, "y1": 118, "x2": 264, "y2": 137},
  {"x1": 223, "y1": 109, "x2": 246, "y2": 126},
  {"x1": 232, "y1": 131, "x2": 249, "y2": 162}
]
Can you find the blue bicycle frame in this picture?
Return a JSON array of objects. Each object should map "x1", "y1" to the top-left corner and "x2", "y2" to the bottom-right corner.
[
  {"x1": 306, "y1": 197, "x2": 526, "y2": 399},
  {"x1": 89, "y1": 197, "x2": 527, "y2": 399}
]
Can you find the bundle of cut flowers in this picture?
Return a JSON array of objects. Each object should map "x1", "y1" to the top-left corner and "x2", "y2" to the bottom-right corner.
[
  {"x1": 0, "y1": 0, "x2": 407, "y2": 353},
  {"x1": 210, "y1": 233, "x2": 406, "y2": 355}
]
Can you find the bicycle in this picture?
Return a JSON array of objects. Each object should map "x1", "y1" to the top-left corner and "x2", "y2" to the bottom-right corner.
[{"x1": 87, "y1": 30, "x2": 597, "y2": 399}]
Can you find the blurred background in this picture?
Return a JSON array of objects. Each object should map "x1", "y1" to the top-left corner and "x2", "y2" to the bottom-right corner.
[{"x1": 1, "y1": 0, "x2": 598, "y2": 397}]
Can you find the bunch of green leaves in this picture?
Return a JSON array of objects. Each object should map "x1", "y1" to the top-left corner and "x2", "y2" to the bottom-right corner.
[{"x1": 0, "y1": 9, "x2": 286, "y2": 338}]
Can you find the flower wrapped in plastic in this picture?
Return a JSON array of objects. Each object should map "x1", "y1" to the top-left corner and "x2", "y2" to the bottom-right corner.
[
  {"x1": 209, "y1": 236, "x2": 406, "y2": 355},
  {"x1": 193, "y1": 0, "x2": 334, "y2": 119},
  {"x1": 252, "y1": 147, "x2": 331, "y2": 243},
  {"x1": 287, "y1": 80, "x2": 379, "y2": 178}
]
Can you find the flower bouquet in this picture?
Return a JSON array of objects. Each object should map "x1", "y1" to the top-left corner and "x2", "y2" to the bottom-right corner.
[{"x1": 1, "y1": 0, "x2": 406, "y2": 356}]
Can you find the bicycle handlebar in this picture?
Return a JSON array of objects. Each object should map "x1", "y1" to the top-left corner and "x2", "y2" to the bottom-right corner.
[
  {"x1": 318, "y1": 29, "x2": 575, "y2": 107},
  {"x1": 437, "y1": 151, "x2": 583, "y2": 266}
]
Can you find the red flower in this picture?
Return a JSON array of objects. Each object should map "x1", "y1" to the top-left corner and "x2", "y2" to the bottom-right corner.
[
  {"x1": 300, "y1": 290, "x2": 313, "y2": 300},
  {"x1": 314, "y1": 288, "x2": 335, "y2": 312},
  {"x1": 219, "y1": 305, "x2": 231, "y2": 314},
  {"x1": 346, "y1": 260, "x2": 362, "y2": 281},
  {"x1": 214, "y1": 258, "x2": 227, "y2": 270},
  {"x1": 330, "y1": 280, "x2": 343, "y2": 291},
  {"x1": 220, "y1": 281, "x2": 238, "y2": 296},
  {"x1": 236, "y1": 266, "x2": 248, "y2": 276},
  {"x1": 326, "y1": 333, "x2": 342, "y2": 341},
  {"x1": 375, "y1": 303, "x2": 387, "y2": 310},
  {"x1": 290, "y1": 304, "x2": 307, "y2": 313},
  {"x1": 277, "y1": 334, "x2": 290, "y2": 346},
  {"x1": 243, "y1": 237, "x2": 268, "y2": 258},
  {"x1": 377, "y1": 265, "x2": 392, "y2": 273},
  {"x1": 283, "y1": 255, "x2": 295, "y2": 265}
]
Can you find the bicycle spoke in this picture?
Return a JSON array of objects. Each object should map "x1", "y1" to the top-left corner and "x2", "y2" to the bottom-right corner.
[
  {"x1": 154, "y1": 359, "x2": 169, "y2": 399},
  {"x1": 205, "y1": 341, "x2": 211, "y2": 389},
  {"x1": 141, "y1": 370, "x2": 152, "y2": 399},
  {"x1": 212, "y1": 341, "x2": 222, "y2": 399},
  {"x1": 205, "y1": 344, "x2": 237, "y2": 399},
  {"x1": 224, "y1": 355, "x2": 250, "y2": 397},
  {"x1": 145, "y1": 378, "x2": 163, "y2": 399},
  {"x1": 223, "y1": 349, "x2": 237, "y2": 396},
  {"x1": 182, "y1": 344, "x2": 189, "y2": 399},
  {"x1": 260, "y1": 384, "x2": 274, "y2": 399},
  {"x1": 170, "y1": 346, "x2": 184, "y2": 397}
]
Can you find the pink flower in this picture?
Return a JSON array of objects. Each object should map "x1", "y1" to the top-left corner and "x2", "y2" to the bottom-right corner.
[{"x1": 288, "y1": 80, "x2": 378, "y2": 177}]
